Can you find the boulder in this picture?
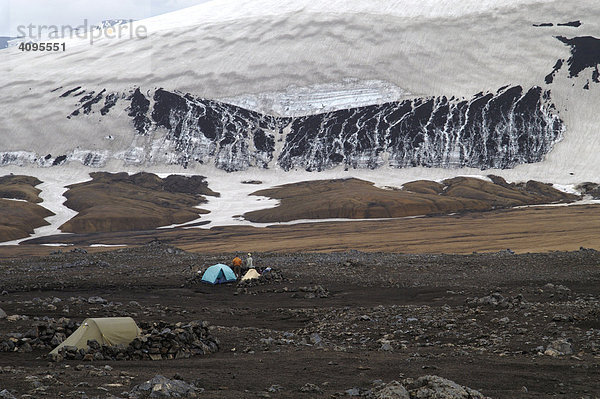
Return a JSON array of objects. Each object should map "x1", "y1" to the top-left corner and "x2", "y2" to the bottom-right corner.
[
  {"x1": 374, "y1": 381, "x2": 409, "y2": 399},
  {"x1": 129, "y1": 375, "x2": 200, "y2": 398},
  {"x1": 88, "y1": 296, "x2": 108, "y2": 304},
  {"x1": 299, "y1": 383, "x2": 323, "y2": 393},
  {"x1": 545, "y1": 339, "x2": 573, "y2": 356},
  {"x1": 404, "y1": 375, "x2": 490, "y2": 399}
]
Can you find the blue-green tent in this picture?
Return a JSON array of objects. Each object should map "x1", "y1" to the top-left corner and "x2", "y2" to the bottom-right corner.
[{"x1": 201, "y1": 264, "x2": 237, "y2": 284}]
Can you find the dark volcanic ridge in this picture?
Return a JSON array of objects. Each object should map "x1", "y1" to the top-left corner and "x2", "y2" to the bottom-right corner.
[
  {"x1": 48, "y1": 84, "x2": 565, "y2": 172},
  {"x1": 546, "y1": 35, "x2": 600, "y2": 88}
]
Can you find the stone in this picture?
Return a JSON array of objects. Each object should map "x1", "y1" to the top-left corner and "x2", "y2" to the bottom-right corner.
[
  {"x1": 50, "y1": 333, "x2": 66, "y2": 346},
  {"x1": 88, "y1": 296, "x2": 108, "y2": 304},
  {"x1": 267, "y1": 385, "x2": 283, "y2": 393},
  {"x1": 545, "y1": 339, "x2": 573, "y2": 356},
  {"x1": 129, "y1": 375, "x2": 200, "y2": 398},
  {"x1": 310, "y1": 333, "x2": 322, "y2": 345},
  {"x1": 380, "y1": 342, "x2": 394, "y2": 352},
  {"x1": 0, "y1": 389, "x2": 17, "y2": 399},
  {"x1": 0, "y1": 308, "x2": 6, "y2": 319},
  {"x1": 19, "y1": 342, "x2": 33, "y2": 353},
  {"x1": 374, "y1": 381, "x2": 409, "y2": 399},
  {"x1": 299, "y1": 383, "x2": 323, "y2": 393}
]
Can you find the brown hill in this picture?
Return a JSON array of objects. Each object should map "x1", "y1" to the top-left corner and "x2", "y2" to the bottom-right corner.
[
  {"x1": 0, "y1": 175, "x2": 53, "y2": 242},
  {"x1": 244, "y1": 176, "x2": 578, "y2": 223},
  {"x1": 60, "y1": 172, "x2": 218, "y2": 234},
  {"x1": 0, "y1": 175, "x2": 43, "y2": 203}
]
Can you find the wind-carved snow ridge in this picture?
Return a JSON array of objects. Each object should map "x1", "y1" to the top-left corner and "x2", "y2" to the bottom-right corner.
[{"x1": 46, "y1": 84, "x2": 563, "y2": 172}]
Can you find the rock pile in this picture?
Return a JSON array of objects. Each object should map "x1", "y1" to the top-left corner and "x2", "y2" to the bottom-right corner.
[
  {"x1": 401, "y1": 375, "x2": 490, "y2": 399},
  {"x1": 236, "y1": 268, "x2": 285, "y2": 288},
  {"x1": 0, "y1": 318, "x2": 79, "y2": 353},
  {"x1": 340, "y1": 259, "x2": 365, "y2": 268},
  {"x1": 544, "y1": 339, "x2": 574, "y2": 357},
  {"x1": 54, "y1": 321, "x2": 219, "y2": 362},
  {"x1": 129, "y1": 375, "x2": 203, "y2": 398},
  {"x1": 296, "y1": 285, "x2": 329, "y2": 299},
  {"x1": 467, "y1": 292, "x2": 527, "y2": 309},
  {"x1": 346, "y1": 375, "x2": 490, "y2": 398}
]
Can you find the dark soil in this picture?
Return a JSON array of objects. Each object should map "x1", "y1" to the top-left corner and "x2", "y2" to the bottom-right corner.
[{"x1": 1, "y1": 244, "x2": 600, "y2": 398}]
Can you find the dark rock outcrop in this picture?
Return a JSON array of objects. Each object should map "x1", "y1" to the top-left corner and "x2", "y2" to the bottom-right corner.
[
  {"x1": 62, "y1": 85, "x2": 564, "y2": 172},
  {"x1": 547, "y1": 36, "x2": 600, "y2": 88}
]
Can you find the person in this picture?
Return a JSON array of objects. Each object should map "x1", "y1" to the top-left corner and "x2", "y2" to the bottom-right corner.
[
  {"x1": 232, "y1": 255, "x2": 243, "y2": 279},
  {"x1": 246, "y1": 253, "x2": 254, "y2": 270}
]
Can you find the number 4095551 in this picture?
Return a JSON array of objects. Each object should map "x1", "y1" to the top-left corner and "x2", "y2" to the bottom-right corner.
[{"x1": 19, "y1": 42, "x2": 66, "y2": 52}]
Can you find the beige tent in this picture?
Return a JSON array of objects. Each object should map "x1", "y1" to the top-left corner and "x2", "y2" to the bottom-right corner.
[
  {"x1": 242, "y1": 269, "x2": 260, "y2": 281},
  {"x1": 50, "y1": 317, "x2": 141, "y2": 355}
]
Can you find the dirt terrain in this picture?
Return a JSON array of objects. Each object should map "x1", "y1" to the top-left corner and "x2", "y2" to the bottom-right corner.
[
  {"x1": 6, "y1": 203, "x2": 599, "y2": 257},
  {"x1": 1, "y1": 243, "x2": 600, "y2": 398}
]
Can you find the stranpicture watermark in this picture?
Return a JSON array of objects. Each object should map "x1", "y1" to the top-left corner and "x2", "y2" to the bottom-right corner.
[{"x1": 14, "y1": 19, "x2": 147, "y2": 46}]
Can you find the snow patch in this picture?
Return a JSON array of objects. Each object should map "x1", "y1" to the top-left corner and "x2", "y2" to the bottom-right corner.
[
  {"x1": 552, "y1": 183, "x2": 581, "y2": 195},
  {"x1": 0, "y1": 168, "x2": 92, "y2": 246}
]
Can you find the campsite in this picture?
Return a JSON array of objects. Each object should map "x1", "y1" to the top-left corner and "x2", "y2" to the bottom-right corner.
[{"x1": 1, "y1": 242, "x2": 600, "y2": 398}]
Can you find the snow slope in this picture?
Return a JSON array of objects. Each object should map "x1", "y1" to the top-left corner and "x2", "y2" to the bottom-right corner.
[
  {"x1": 1, "y1": 0, "x2": 598, "y2": 183},
  {"x1": 0, "y1": 0, "x2": 599, "y2": 245}
]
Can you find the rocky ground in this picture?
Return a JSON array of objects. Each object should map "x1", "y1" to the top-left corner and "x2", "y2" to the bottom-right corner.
[{"x1": 1, "y1": 243, "x2": 600, "y2": 398}]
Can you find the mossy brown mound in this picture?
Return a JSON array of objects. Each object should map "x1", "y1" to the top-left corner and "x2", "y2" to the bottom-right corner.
[
  {"x1": 60, "y1": 172, "x2": 218, "y2": 234},
  {"x1": 0, "y1": 175, "x2": 43, "y2": 203},
  {"x1": 0, "y1": 175, "x2": 53, "y2": 242},
  {"x1": 244, "y1": 176, "x2": 578, "y2": 223}
]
